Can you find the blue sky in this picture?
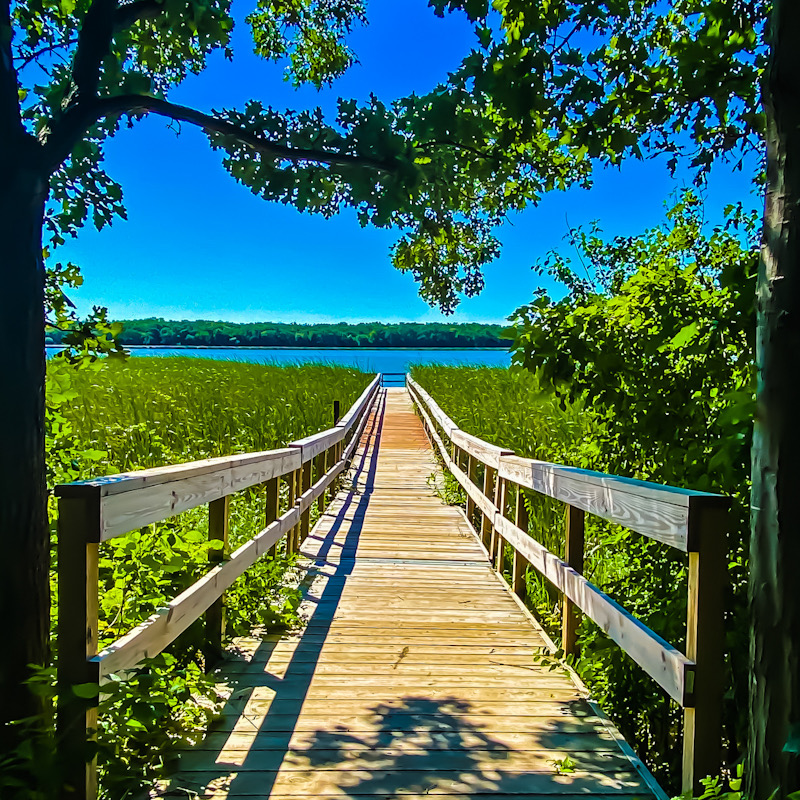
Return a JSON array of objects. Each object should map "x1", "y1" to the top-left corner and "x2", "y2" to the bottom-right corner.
[{"x1": 59, "y1": 0, "x2": 761, "y2": 325}]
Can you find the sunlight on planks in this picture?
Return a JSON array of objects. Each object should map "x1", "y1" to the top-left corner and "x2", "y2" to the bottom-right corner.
[{"x1": 164, "y1": 389, "x2": 665, "y2": 800}]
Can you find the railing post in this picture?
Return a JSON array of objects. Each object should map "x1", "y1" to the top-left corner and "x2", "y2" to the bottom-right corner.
[
  {"x1": 316, "y1": 451, "x2": 327, "y2": 514},
  {"x1": 562, "y1": 504, "x2": 585, "y2": 657},
  {"x1": 333, "y1": 400, "x2": 341, "y2": 426},
  {"x1": 287, "y1": 467, "x2": 299, "y2": 555},
  {"x1": 205, "y1": 495, "x2": 230, "y2": 666},
  {"x1": 466, "y1": 454, "x2": 476, "y2": 523},
  {"x1": 492, "y1": 477, "x2": 508, "y2": 570},
  {"x1": 682, "y1": 502, "x2": 726, "y2": 793},
  {"x1": 266, "y1": 476, "x2": 280, "y2": 558},
  {"x1": 300, "y1": 459, "x2": 313, "y2": 542},
  {"x1": 513, "y1": 490, "x2": 530, "y2": 599},
  {"x1": 480, "y1": 466, "x2": 496, "y2": 550},
  {"x1": 56, "y1": 494, "x2": 100, "y2": 800}
]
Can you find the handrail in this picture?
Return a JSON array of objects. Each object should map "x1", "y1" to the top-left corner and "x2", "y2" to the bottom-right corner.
[
  {"x1": 55, "y1": 374, "x2": 381, "y2": 800},
  {"x1": 407, "y1": 375, "x2": 726, "y2": 794}
]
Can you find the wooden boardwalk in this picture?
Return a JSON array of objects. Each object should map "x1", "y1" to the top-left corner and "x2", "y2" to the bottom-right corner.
[{"x1": 169, "y1": 389, "x2": 664, "y2": 799}]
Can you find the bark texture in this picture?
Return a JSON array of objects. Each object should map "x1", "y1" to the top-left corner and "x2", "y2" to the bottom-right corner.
[
  {"x1": 749, "y1": 1, "x2": 800, "y2": 796},
  {"x1": 0, "y1": 139, "x2": 50, "y2": 749}
]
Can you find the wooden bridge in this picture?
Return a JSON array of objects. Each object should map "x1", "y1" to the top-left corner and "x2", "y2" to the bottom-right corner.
[{"x1": 55, "y1": 376, "x2": 728, "y2": 800}]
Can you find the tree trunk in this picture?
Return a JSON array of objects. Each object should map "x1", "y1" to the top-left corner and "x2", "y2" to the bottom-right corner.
[
  {"x1": 0, "y1": 145, "x2": 50, "y2": 751},
  {"x1": 749, "y1": 1, "x2": 800, "y2": 797}
]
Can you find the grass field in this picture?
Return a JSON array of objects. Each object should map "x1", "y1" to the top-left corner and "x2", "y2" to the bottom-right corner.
[{"x1": 47, "y1": 357, "x2": 371, "y2": 797}]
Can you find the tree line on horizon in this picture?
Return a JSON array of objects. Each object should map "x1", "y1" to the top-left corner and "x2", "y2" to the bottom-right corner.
[{"x1": 46, "y1": 318, "x2": 510, "y2": 348}]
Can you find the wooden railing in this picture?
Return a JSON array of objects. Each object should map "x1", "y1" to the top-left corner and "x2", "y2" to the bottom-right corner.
[
  {"x1": 407, "y1": 376, "x2": 727, "y2": 793},
  {"x1": 54, "y1": 375, "x2": 381, "y2": 800}
]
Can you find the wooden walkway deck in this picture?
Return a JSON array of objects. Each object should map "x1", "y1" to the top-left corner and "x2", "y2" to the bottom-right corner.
[{"x1": 169, "y1": 389, "x2": 664, "y2": 799}]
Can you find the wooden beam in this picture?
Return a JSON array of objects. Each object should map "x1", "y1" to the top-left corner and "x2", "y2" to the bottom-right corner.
[
  {"x1": 300, "y1": 460, "x2": 313, "y2": 542},
  {"x1": 466, "y1": 454, "x2": 477, "y2": 523},
  {"x1": 287, "y1": 468, "x2": 299, "y2": 556},
  {"x1": 204, "y1": 496, "x2": 229, "y2": 666},
  {"x1": 513, "y1": 490, "x2": 529, "y2": 599},
  {"x1": 67, "y1": 448, "x2": 301, "y2": 542},
  {"x1": 481, "y1": 466, "x2": 496, "y2": 551},
  {"x1": 316, "y1": 452, "x2": 326, "y2": 514},
  {"x1": 498, "y1": 454, "x2": 726, "y2": 552},
  {"x1": 682, "y1": 503, "x2": 727, "y2": 792},
  {"x1": 451, "y1": 428, "x2": 514, "y2": 469},
  {"x1": 266, "y1": 476, "x2": 280, "y2": 559},
  {"x1": 290, "y1": 427, "x2": 344, "y2": 464},
  {"x1": 491, "y1": 477, "x2": 507, "y2": 570},
  {"x1": 56, "y1": 496, "x2": 100, "y2": 800},
  {"x1": 562, "y1": 504, "x2": 585, "y2": 657}
]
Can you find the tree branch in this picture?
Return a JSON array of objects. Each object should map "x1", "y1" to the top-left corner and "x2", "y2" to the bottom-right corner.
[
  {"x1": 43, "y1": 94, "x2": 397, "y2": 175},
  {"x1": 16, "y1": 38, "x2": 79, "y2": 70},
  {"x1": 416, "y1": 139, "x2": 499, "y2": 162}
]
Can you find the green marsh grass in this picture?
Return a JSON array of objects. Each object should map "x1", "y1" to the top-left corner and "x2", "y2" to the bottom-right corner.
[{"x1": 51, "y1": 357, "x2": 371, "y2": 796}]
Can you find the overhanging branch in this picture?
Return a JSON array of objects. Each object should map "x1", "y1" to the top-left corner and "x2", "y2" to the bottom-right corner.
[{"x1": 43, "y1": 94, "x2": 397, "y2": 175}]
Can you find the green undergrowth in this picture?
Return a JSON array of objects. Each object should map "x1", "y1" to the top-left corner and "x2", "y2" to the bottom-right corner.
[{"x1": 41, "y1": 356, "x2": 370, "y2": 799}]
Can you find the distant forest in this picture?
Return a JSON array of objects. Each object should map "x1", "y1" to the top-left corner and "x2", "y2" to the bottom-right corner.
[{"x1": 47, "y1": 319, "x2": 509, "y2": 348}]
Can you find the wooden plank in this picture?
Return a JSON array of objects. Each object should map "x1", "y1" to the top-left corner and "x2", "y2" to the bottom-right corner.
[
  {"x1": 562, "y1": 504, "x2": 585, "y2": 657},
  {"x1": 299, "y1": 460, "x2": 312, "y2": 541},
  {"x1": 205, "y1": 496, "x2": 229, "y2": 665},
  {"x1": 315, "y1": 452, "x2": 326, "y2": 514},
  {"x1": 493, "y1": 513, "x2": 693, "y2": 704},
  {"x1": 56, "y1": 496, "x2": 100, "y2": 800},
  {"x1": 266, "y1": 476, "x2": 280, "y2": 559},
  {"x1": 95, "y1": 448, "x2": 300, "y2": 541},
  {"x1": 287, "y1": 467, "x2": 300, "y2": 555},
  {"x1": 513, "y1": 490, "x2": 529, "y2": 599},
  {"x1": 466, "y1": 454, "x2": 477, "y2": 521},
  {"x1": 289, "y1": 428, "x2": 343, "y2": 464},
  {"x1": 451, "y1": 428, "x2": 514, "y2": 470},
  {"x1": 498, "y1": 454, "x2": 726, "y2": 552},
  {"x1": 55, "y1": 447, "x2": 301, "y2": 499},
  {"x1": 171, "y1": 768, "x2": 649, "y2": 796},
  {"x1": 682, "y1": 503, "x2": 726, "y2": 791},
  {"x1": 178, "y1": 747, "x2": 633, "y2": 771}
]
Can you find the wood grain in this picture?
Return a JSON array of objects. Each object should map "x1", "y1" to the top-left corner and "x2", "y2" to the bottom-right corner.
[{"x1": 164, "y1": 389, "x2": 665, "y2": 800}]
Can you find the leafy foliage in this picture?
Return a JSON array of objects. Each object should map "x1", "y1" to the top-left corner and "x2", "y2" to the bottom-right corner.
[
  {"x1": 412, "y1": 193, "x2": 758, "y2": 792},
  {"x1": 435, "y1": 0, "x2": 767, "y2": 177}
]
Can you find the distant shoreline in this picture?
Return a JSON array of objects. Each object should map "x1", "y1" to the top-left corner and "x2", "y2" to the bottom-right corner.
[{"x1": 45, "y1": 344, "x2": 509, "y2": 351}]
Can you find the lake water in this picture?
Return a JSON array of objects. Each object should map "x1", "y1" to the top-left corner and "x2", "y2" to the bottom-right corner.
[{"x1": 46, "y1": 346, "x2": 511, "y2": 374}]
